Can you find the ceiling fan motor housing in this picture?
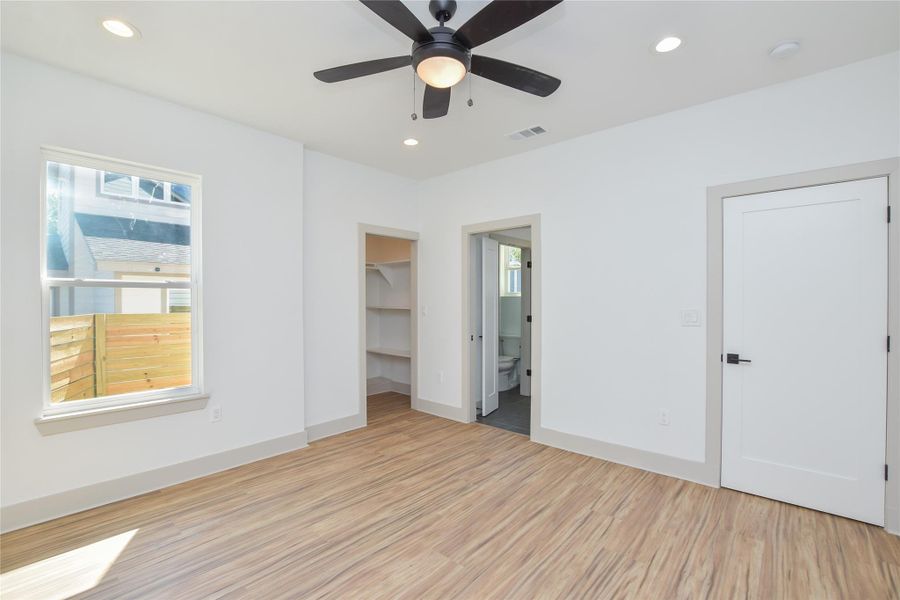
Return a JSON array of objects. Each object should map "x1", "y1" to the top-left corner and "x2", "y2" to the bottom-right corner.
[
  {"x1": 411, "y1": 27, "x2": 472, "y2": 75},
  {"x1": 428, "y1": 0, "x2": 457, "y2": 24}
]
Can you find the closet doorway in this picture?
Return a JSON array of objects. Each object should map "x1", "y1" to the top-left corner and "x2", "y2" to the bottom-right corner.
[{"x1": 359, "y1": 225, "x2": 418, "y2": 424}]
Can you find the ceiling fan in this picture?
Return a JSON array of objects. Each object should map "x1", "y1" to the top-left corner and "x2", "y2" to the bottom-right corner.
[{"x1": 314, "y1": 0, "x2": 563, "y2": 119}]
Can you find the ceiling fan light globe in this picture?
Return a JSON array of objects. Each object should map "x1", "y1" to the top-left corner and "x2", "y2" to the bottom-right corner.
[{"x1": 416, "y1": 56, "x2": 467, "y2": 88}]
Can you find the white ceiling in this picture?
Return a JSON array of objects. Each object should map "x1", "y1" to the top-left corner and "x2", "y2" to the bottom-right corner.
[
  {"x1": 495, "y1": 227, "x2": 531, "y2": 241},
  {"x1": 2, "y1": 1, "x2": 897, "y2": 179}
]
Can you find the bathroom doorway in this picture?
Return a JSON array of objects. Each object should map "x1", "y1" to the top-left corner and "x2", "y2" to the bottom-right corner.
[{"x1": 463, "y1": 216, "x2": 539, "y2": 437}]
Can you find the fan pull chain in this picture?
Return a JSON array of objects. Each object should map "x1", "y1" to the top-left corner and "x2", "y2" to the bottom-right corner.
[
  {"x1": 467, "y1": 75, "x2": 474, "y2": 107},
  {"x1": 410, "y1": 71, "x2": 418, "y2": 120}
]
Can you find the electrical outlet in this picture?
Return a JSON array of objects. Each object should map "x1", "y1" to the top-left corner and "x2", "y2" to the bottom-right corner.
[
  {"x1": 211, "y1": 405, "x2": 222, "y2": 423},
  {"x1": 658, "y1": 409, "x2": 670, "y2": 426}
]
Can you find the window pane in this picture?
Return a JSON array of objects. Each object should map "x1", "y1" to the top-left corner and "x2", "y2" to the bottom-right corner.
[
  {"x1": 171, "y1": 183, "x2": 192, "y2": 204},
  {"x1": 49, "y1": 286, "x2": 191, "y2": 403},
  {"x1": 46, "y1": 162, "x2": 74, "y2": 275},
  {"x1": 138, "y1": 177, "x2": 165, "y2": 201},
  {"x1": 46, "y1": 162, "x2": 191, "y2": 276},
  {"x1": 102, "y1": 171, "x2": 133, "y2": 196}
]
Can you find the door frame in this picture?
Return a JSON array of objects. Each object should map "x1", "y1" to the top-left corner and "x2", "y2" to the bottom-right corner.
[
  {"x1": 706, "y1": 158, "x2": 900, "y2": 533},
  {"x1": 461, "y1": 214, "x2": 541, "y2": 435},
  {"x1": 481, "y1": 237, "x2": 500, "y2": 416},
  {"x1": 358, "y1": 224, "x2": 419, "y2": 425}
]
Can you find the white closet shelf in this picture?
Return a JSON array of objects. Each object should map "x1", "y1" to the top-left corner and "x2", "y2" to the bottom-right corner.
[
  {"x1": 366, "y1": 305, "x2": 411, "y2": 310},
  {"x1": 367, "y1": 259, "x2": 410, "y2": 266},
  {"x1": 366, "y1": 347, "x2": 411, "y2": 358},
  {"x1": 365, "y1": 260, "x2": 409, "y2": 287}
]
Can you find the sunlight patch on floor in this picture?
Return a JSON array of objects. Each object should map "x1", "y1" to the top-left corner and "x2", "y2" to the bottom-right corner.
[{"x1": 1, "y1": 528, "x2": 137, "y2": 600}]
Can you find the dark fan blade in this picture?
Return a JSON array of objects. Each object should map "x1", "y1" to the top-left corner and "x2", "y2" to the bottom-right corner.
[
  {"x1": 360, "y1": 0, "x2": 433, "y2": 43},
  {"x1": 470, "y1": 55, "x2": 560, "y2": 97},
  {"x1": 454, "y1": 0, "x2": 562, "y2": 49},
  {"x1": 314, "y1": 56, "x2": 411, "y2": 83},
  {"x1": 423, "y1": 85, "x2": 451, "y2": 119}
]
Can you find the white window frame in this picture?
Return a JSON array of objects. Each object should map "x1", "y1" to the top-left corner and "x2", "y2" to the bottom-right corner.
[
  {"x1": 40, "y1": 146, "x2": 204, "y2": 418},
  {"x1": 500, "y1": 244, "x2": 523, "y2": 297}
]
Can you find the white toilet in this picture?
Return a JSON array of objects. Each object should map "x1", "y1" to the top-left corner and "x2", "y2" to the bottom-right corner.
[{"x1": 498, "y1": 336, "x2": 520, "y2": 392}]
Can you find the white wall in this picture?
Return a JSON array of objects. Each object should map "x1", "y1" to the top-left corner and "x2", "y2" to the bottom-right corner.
[
  {"x1": 1, "y1": 54, "x2": 305, "y2": 509},
  {"x1": 416, "y1": 52, "x2": 900, "y2": 462},
  {"x1": 303, "y1": 151, "x2": 417, "y2": 427},
  {"x1": 500, "y1": 297, "x2": 521, "y2": 337}
]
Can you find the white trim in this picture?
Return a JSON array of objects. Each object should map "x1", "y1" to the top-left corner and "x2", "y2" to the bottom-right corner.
[
  {"x1": 707, "y1": 158, "x2": 900, "y2": 534},
  {"x1": 0, "y1": 430, "x2": 308, "y2": 533},
  {"x1": 49, "y1": 278, "x2": 191, "y2": 288},
  {"x1": 358, "y1": 224, "x2": 419, "y2": 426},
  {"x1": 39, "y1": 146, "x2": 205, "y2": 420},
  {"x1": 532, "y1": 425, "x2": 715, "y2": 486},
  {"x1": 307, "y1": 413, "x2": 366, "y2": 443},
  {"x1": 42, "y1": 145, "x2": 200, "y2": 186},
  {"x1": 888, "y1": 506, "x2": 900, "y2": 536},
  {"x1": 415, "y1": 397, "x2": 468, "y2": 422},
  {"x1": 366, "y1": 376, "x2": 411, "y2": 396},
  {"x1": 40, "y1": 385, "x2": 200, "y2": 417},
  {"x1": 35, "y1": 393, "x2": 208, "y2": 434}
]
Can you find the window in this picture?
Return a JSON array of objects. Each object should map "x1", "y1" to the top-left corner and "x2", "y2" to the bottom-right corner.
[
  {"x1": 42, "y1": 148, "x2": 202, "y2": 416},
  {"x1": 500, "y1": 244, "x2": 522, "y2": 296}
]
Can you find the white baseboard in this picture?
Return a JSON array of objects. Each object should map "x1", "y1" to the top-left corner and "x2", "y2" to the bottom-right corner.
[
  {"x1": 887, "y1": 505, "x2": 899, "y2": 536},
  {"x1": 307, "y1": 413, "x2": 366, "y2": 442},
  {"x1": 531, "y1": 425, "x2": 717, "y2": 488},
  {"x1": 367, "y1": 377, "x2": 410, "y2": 396},
  {"x1": 414, "y1": 397, "x2": 467, "y2": 422},
  {"x1": 0, "y1": 431, "x2": 308, "y2": 533}
]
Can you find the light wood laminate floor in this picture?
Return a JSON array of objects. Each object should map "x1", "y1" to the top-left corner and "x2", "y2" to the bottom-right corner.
[{"x1": 2, "y1": 392, "x2": 899, "y2": 599}]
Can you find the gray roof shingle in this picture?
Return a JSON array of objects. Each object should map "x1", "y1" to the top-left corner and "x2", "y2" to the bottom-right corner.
[{"x1": 75, "y1": 213, "x2": 190, "y2": 266}]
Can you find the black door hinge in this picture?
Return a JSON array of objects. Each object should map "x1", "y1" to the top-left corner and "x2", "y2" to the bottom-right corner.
[
  {"x1": 526, "y1": 315, "x2": 532, "y2": 323},
  {"x1": 526, "y1": 261, "x2": 532, "y2": 268},
  {"x1": 526, "y1": 369, "x2": 532, "y2": 377},
  {"x1": 886, "y1": 464, "x2": 889, "y2": 481},
  {"x1": 889, "y1": 336, "x2": 892, "y2": 352},
  {"x1": 888, "y1": 206, "x2": 892, "y2": 223}
]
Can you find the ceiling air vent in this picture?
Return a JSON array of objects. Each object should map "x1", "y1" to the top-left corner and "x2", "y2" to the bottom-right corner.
[{"x1": 507, "y1": 126, "x2": 547, "y2": 141}]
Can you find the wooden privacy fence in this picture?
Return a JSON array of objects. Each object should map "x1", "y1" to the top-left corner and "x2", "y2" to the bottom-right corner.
[{"x1": 50, "y1": 313, "x2": 191, "y2": 402}]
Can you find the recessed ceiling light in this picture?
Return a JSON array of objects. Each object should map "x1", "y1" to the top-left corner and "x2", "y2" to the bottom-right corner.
[
  {"x1": 769, "y1": 40, "x2": 801, "y2": 60},
  {"x1": 403, "y1": 138, "x2": 419, "y2": 147},
  {"x1": 101, "y1": 19, "x2": 138, "y2": 39},
  {"x1": 654, "y1": 37, "x2": 682, "y2": 53}
]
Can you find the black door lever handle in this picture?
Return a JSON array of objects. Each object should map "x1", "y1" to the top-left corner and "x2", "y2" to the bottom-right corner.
[{"x1": 726, "y1": 353, "x2": 751, "y2": 364}]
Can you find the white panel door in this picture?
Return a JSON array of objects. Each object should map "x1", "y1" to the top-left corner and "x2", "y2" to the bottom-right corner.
[
  {"x1": 482, "y1": 237, "x2": 500, "y2": 416},
  {"x1": 722, "y1": 177, "x2": 888, "y2": 525}
]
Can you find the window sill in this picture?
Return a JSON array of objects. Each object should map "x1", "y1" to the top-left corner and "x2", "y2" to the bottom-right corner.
[{"x1": 34, "y1": 393, "x2": 209, "y2": 436}]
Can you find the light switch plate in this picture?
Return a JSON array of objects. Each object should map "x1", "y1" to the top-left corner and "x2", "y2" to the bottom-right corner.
[{"x1": 680, "y1": 309, "x2": 701, "y2": 327}]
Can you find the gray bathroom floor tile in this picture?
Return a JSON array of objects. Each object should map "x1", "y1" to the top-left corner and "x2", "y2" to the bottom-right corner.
[{"x1": 476, "y1": 386, "x2": 531, "y2": 436}]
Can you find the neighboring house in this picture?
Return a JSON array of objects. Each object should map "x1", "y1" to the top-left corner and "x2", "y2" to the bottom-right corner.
[{"x1": 48, "y1": 163, "x2": 191, "y2": 317}]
